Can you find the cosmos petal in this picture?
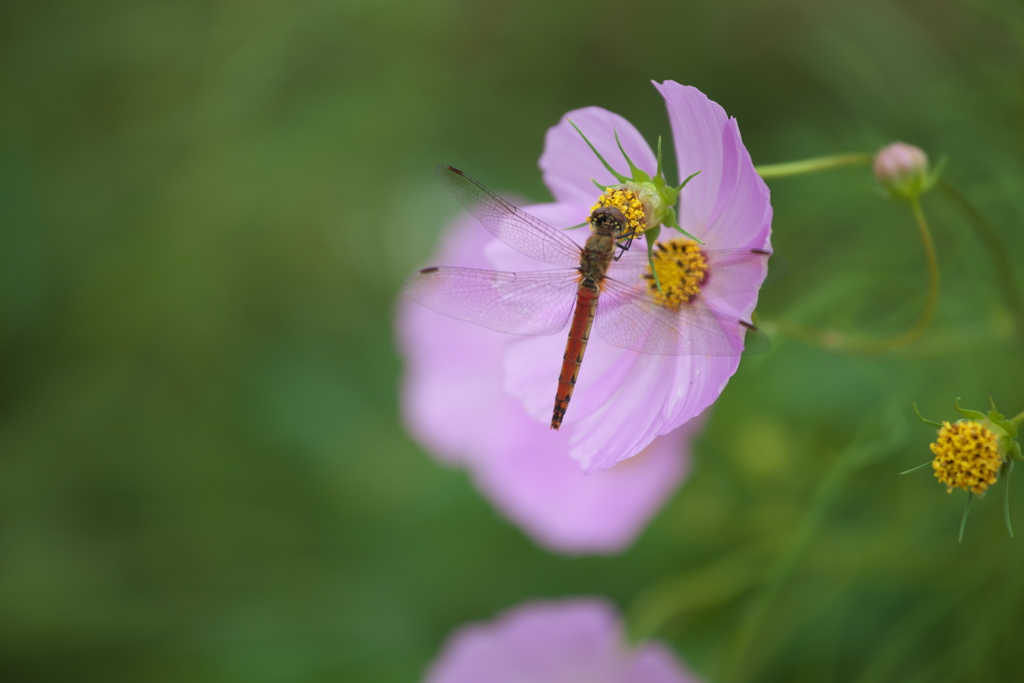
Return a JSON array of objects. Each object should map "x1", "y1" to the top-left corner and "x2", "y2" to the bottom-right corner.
[
  {"x1": 653, "y1": 80, "x2": 730, "y2": 234},
  {"x1": 703, "y1": 118, "x2": 773, "y2": 257},
  {"x1": 568, "y1": 355, "x2": 722, "y2": 473},
  {"x1": 540, "y1": 106, "x2": 658, "y2": 208}
]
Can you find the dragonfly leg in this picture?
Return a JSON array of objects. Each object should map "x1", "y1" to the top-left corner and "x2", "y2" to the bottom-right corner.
[{"x1": 613, "y1": 231, "x2": 637, "y2": 261}]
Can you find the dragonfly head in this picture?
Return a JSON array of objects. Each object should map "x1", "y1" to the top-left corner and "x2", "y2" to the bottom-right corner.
[{"x1": 589, "y1": 206, "x2": 628, "y2": 238}]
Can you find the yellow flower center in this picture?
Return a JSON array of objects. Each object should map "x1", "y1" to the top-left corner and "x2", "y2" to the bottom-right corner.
[
  {"x1": 591, "y1": 188, "x2": 646, "y2": 238},
  {"x1": 642, "y1": 239, "x2": 708, "y2": 308},
  {"x1": 930, "y1": 420, "x2": 1002, "y2": 494}
]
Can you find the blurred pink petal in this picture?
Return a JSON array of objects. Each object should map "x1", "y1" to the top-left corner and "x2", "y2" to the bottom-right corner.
[
  {"x1": 398, "y1": 213, "x2": 697, "y2": 553},
  {"x1": 425, "y1": 599, "x2": 700, "y2": 683},
  {"x1": 397, "y1": 214, "x2": 508, "y2": 465},
  {"x1": 469, "y1": 409, "x2": 696, "y2": 554}
]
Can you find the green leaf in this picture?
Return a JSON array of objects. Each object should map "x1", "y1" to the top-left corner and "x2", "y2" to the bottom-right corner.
[
  {"x1": 662, "y1": 209, "x2": 703, "y2": 244},
  {"x1": 925, "y1": 154, "x2": 949, "y2": 191},
  {"x1": 614, "y1": 129, "x2": 647, "y2": 182},
  {"x1": 568, "y1": 119, "x2": 629, "y2": 184},
  {"x1": 676, "y1": 169, "x2": 701, "y2": 192}
]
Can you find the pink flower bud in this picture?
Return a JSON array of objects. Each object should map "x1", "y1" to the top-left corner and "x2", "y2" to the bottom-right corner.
[
  {"x1": 873, "y1": 142, "x2": 931, "y2": 200},
  {"x1": 873, "y1": 142, "x2": 928, "y2": 183}
]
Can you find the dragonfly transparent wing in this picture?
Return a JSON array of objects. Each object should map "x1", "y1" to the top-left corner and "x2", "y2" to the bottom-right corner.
[
  {"x1": 435, "y1": 165, "x2": 583, "y2": 268},
  {"x1": 596, "y1": 248, "x2": 771, "y2": 356},
  {"x1": 404, "y1": 266, "x2": 580, "y2": 335}
]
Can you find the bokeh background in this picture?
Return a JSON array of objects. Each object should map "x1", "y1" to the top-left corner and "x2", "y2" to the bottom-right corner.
[{"x1": 3, "y1": 0, "x2": 1024, "y2": 680}]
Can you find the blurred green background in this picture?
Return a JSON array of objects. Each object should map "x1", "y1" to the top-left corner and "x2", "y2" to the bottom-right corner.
[{"x1": 3, "y1": 0, "x2": 1024, "y2": 680}]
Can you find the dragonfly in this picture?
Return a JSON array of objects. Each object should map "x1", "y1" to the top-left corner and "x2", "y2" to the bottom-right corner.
[{"x1": 405, "y1": 165, "x2": 771, "y2": 430}]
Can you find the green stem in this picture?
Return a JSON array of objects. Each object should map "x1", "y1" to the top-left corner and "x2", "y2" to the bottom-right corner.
[
  {"x1": 755, "y1": 153, "x2": 873, "y2": 179},
  {"x1": 767, "y1": 195, "x2": 940, "y2": 353},
  {"x1": 871, "y1": 195, "x2": 939, "y2": 348},
  {"x1": 937, "y1": 178, "x2": 1024, "y2": 348}
]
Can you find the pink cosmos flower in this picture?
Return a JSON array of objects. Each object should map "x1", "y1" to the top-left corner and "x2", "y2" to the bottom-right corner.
[
  {"x1": 424, "y1": 598, "x2": 700, "y2": 683},
  {"x1": 398, "y1": 211, "x2": 699, "y2": 554},
  {"x1": 398, "y1": 81, "x2": 769, "y2": 551},
  {"x1": 500, "y1": 81, "x2": 772, "y2": 472}
]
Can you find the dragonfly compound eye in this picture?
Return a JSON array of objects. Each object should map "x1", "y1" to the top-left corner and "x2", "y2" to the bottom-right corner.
[
  {"x1": 590, "y1": 187, "x2": 647, "y2": 239},
  {"x1": 588, "y1": 206, "x2": 628, "y2": 236}
]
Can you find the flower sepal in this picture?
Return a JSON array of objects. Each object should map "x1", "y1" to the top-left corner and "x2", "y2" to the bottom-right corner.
[
  {"x1": 981, "y1": 402, "x2": 1018, "y2": 440},
  {"x1": 1010, "y1": 439, "x2": 1023, "y2": 463},
  {"x1": 953, "y1": 397, "x2": 986, "y2": 422},
  {"x1": 572, "y1": 121, "x2": 702, "y2": 245},
  {"x1": 571, "y1": 122, "x2": 706, "y2": 294}
]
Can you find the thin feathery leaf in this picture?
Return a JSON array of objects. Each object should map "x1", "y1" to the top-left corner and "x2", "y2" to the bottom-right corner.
[
  {"x1": 900, "y1": 461, "x2": 934, "y2": 475},
  {"x1": 677, "y1": 170, "x2": 701, "y2": 192},
  {"x1": 913, "y1": 402, "x2": 943, "y2": 427},
  {"x1": 568, "y1": 119, "x2": 628, "y2": 183},
  {"x1": 959, "y1": 492, "x2": 974, "y2": 543},
  {"x1": 614, "y1": 129, "x2": 643, "y2": 179}
]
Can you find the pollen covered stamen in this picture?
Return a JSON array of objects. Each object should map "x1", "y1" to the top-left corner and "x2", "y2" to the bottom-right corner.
[
  {"x1": 930, "y1": 420, "x2": 1002, "y2": 494},
  {"x1": 642, "y1": 238, "x2": 707, "y2": 308},
  {"x1": 591, "y1": 188, "x2": 646, "y2": 238}
]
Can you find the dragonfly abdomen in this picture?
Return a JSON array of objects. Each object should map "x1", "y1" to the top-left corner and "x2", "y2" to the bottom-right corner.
[{"x1": 551, "y1": 279, "x2": 601, "y2": 430}]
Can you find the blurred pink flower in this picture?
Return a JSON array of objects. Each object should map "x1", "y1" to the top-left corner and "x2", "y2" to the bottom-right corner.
[
  {"x1": 398, "y1": 212, "x2": 698, "y2": 554},
  {"x1": 424, "y1": 598, "x2": 700, "y2": 683}
]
